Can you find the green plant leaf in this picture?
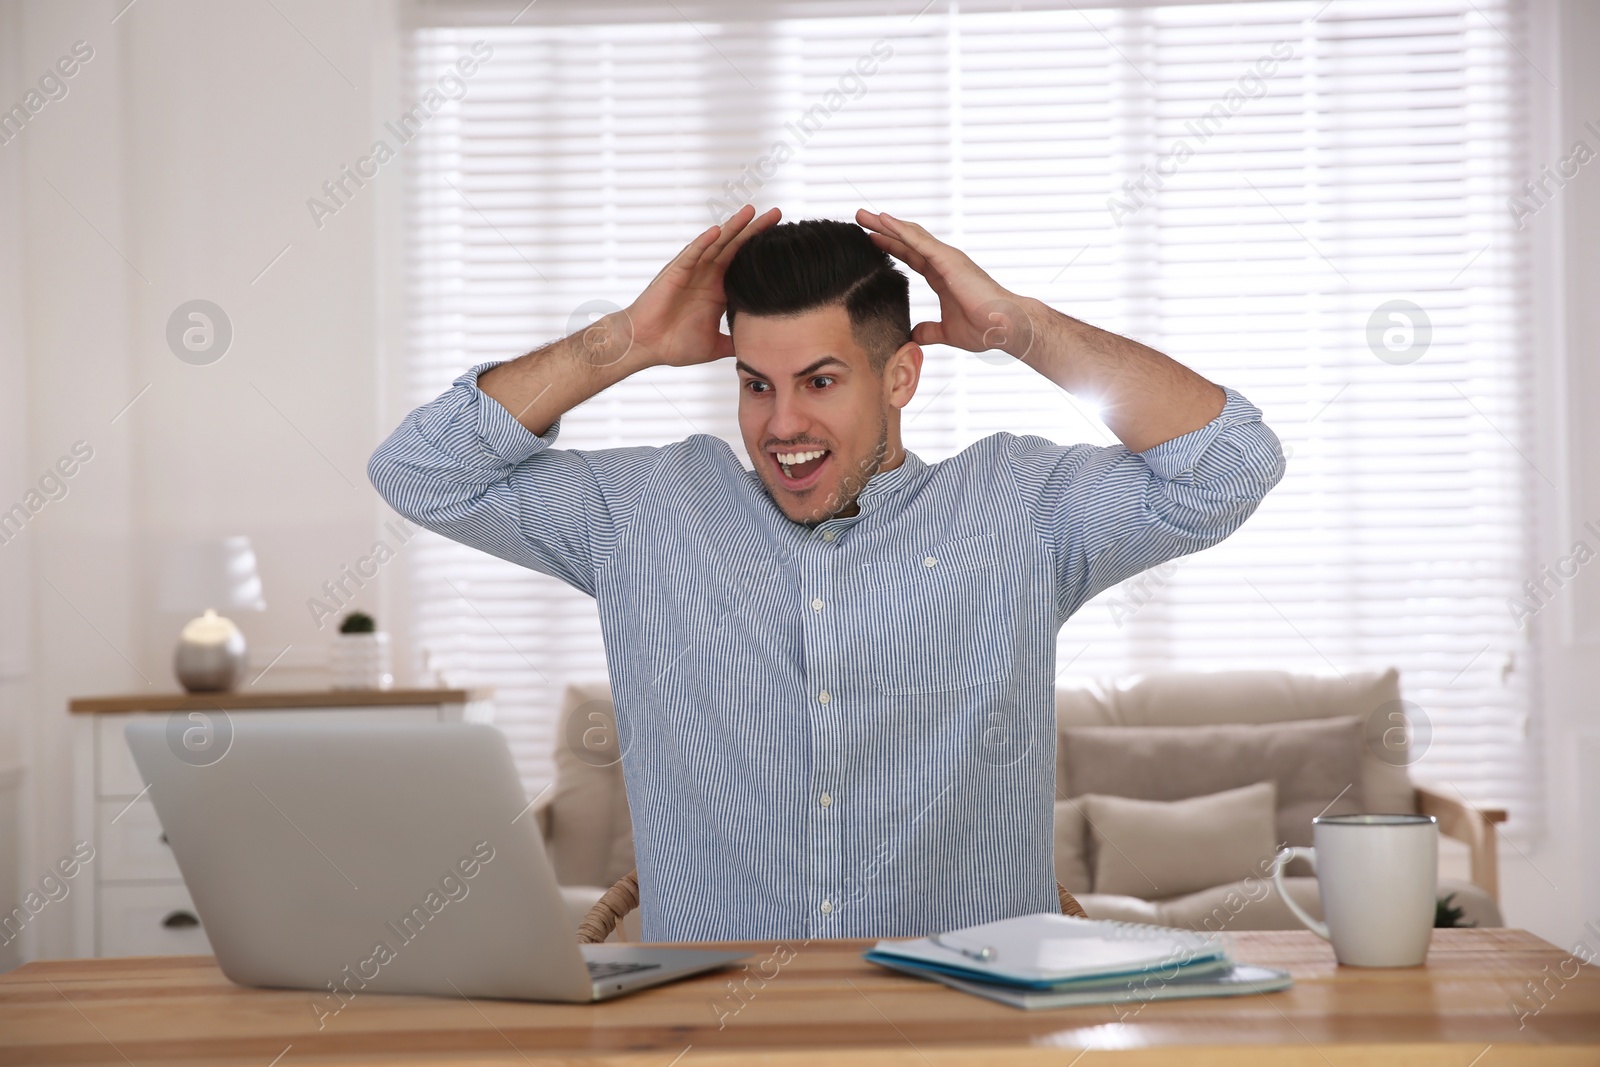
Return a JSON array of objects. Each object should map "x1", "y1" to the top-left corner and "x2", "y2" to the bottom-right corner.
[
  {"x1": 339, "y1": 610, "x2": 376, "y2": 634},
  {"x1": 1435, "y1": 892, "x2": 1473, "y2": 928}
]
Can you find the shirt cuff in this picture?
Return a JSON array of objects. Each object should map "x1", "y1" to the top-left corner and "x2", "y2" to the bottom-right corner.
[
  {"x1": 1136, "y1": 386, "x2": 1267, "y2": 482},
  {"x1": 454, "y1": 360, "x2": 562, "y2": 465}
]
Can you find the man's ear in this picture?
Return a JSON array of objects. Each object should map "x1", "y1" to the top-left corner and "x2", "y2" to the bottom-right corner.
[{"x1": 884, "y1": 341, "x2": 922, "y2": 410}]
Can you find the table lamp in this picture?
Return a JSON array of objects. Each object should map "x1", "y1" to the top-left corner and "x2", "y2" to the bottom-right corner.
[{"x1": 158, "y1": 536, "x2": 267, "y2": 692}]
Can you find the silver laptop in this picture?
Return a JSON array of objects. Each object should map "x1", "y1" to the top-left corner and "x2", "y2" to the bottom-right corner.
[{"x1": 125, "y1": 718, "x2": 746, "y2": 1003}]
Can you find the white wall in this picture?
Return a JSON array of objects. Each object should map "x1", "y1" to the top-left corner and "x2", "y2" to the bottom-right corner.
[
  {"x1": 1, "y1": 0, "x2": 401, "y2": 961},
  {"x1": 1508, "y1": 0, "x2": 1600, "y2": 958},
  {"x1": 0, "y1": 0, "x2": 1593, "y2": 963},
  {"x1": 0, "y1": 0, "x2": 36, "y2": 976}
]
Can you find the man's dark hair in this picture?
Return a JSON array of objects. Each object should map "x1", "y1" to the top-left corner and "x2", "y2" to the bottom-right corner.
[{"x1": 723, "y1": 219, "x2": 911, "y2": 370}]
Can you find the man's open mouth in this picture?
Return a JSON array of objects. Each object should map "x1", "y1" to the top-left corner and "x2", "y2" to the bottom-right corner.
[{"x1": 770, "y1": 447, "x2": 831, "y2": 491}]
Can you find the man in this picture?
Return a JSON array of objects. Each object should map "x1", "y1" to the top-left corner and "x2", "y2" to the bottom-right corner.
[{"x1": 369, "y1": 205, "x2": 1285, "y2": 942}]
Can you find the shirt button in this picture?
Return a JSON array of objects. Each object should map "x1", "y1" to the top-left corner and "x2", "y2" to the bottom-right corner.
[
  {"x1": 811, "y1": 597, "x2": 824, "y2": 612},
  {"x1": 820, "y1": 899, "x2": 834, "y2": 914},
  {"x1": 822, "y1": 530, "x2": 836, "y2": 542},
  {"x1": 818, "y1": 690, "x2": 831, "y2": 705},
  {"x1": 819, "y1": 792, "x2": 832, "y2": 807},
  {"x1": 923, "y1": 556, "x2": 938, "y2": 568}
]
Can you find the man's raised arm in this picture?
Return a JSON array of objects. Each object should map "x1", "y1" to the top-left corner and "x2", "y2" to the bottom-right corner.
[
  {"x1": 479, "y1": 205, "x2": 782, "y2": 434},
  {"x1": 856, "y1": 209, "x2": 1225, "y2": 453},
  {"x1": 855, "y1": 209, "x2": 1284, "y2": 614},
  {"x1": 366, "y1": 206, "x2": 780, "y2": 592}
]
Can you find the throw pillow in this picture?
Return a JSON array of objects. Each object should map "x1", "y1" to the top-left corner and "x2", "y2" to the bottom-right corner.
[
  {"x1": 1082, "y1": 780, "x2": 1278, "y2": 899},
  {"x1": 1060, "y1": 716, "x2": 1364, "y2": 850},
  {"x1": 1053, "y1": 799, "x2": 1092, "y2": 894}
]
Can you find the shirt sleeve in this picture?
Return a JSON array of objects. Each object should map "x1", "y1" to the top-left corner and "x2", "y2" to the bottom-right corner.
[
  {"x1": 366, "y1": 361, "x2": 660, "y2": 597},
  {"x1": 1002, "y1": 386, "x2": 1286, "y2": 621}
]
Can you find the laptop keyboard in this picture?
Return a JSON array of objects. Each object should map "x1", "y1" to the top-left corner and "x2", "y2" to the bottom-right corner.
[{"x1": 587, "y1": 960, "x2": 661, "y2": 979}]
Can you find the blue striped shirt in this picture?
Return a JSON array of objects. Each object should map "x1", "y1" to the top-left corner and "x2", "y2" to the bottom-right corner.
[{"x1": 369, "y1": 362, "x2": 1285, "y2": 942}]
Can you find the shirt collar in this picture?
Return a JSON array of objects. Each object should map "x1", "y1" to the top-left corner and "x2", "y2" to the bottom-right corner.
[
  {"x1": 754, "y1": 449, "x2": 928, "y2": 535},
  {"x1": 855, "y1": 448, "x2": 927, "y2": 509}
]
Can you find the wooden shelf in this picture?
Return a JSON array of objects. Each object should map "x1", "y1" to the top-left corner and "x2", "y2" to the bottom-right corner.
[{"x1": 68, "y1": 688, "x2": 491, "y2": 714}]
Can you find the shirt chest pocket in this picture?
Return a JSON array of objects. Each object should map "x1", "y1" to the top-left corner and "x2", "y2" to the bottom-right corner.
[{"x1": 853, "y1": 534, "x2": 1011, "y2": 695}]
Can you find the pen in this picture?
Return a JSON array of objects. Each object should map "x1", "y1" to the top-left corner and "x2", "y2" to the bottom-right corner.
[{"x1": 932, "y1": 933, "x2": 996, "y2": 963}]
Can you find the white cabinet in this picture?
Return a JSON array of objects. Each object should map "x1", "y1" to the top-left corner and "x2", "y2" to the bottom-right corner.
[
  {"x1": 96, "y1": 794, "x2": 181, "y2": 882},
  {"x1": 70, "y1": 689, "x2": 491, "y2": 958},
  {"x1": 98, "y1": 883, "x2": 211, "y2": 958}
]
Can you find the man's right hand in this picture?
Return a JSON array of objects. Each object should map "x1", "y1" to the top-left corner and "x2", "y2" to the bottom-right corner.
[
  {"x1": 479, "y1": 205, "x2": 779, "y2": 435},
  {"x1": 627, "y1": 204, "x2": 781, "y2": 368}
]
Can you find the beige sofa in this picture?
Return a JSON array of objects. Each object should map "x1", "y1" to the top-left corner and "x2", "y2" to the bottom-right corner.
[
  {"x1": 534, "y1": 682, "x2": 643, "y2": 942},
  {"x1": 1053, "y1": 668, "x2": 1503, "y2": 931},
  {"x1": 536, "y1": 670, "x2": 1505, "y2": 939}
]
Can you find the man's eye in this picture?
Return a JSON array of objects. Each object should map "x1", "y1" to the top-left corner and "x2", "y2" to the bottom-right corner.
[
  {"x1": 745, "y1": 380, "x2": 770, "y2": 394},
  {"x1": 811, "y1": 375, "x2": 835, "y2": 388}
]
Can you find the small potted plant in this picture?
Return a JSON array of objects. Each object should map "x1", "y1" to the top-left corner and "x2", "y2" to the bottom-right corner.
[{"x1": 332, "y1": 610, "x2": 393, "y2": 689}]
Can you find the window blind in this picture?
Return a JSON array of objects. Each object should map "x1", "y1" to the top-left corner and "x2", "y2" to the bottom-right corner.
[{"x1": 400, "y1": 0, "x2": 1538, "y2": 826}]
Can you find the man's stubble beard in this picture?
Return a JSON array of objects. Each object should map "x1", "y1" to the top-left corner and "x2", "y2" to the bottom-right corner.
[{"x1": 771, "y1": 407, "x2": 891, "y2": 528}]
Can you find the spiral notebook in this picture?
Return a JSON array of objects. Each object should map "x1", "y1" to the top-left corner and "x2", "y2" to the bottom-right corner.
[
  {"x1": 865, "y1": 912, "x2": 1228, "y2": 990},
  {"x1": 870, "y1": 953, "x2": 1293, "y2": 1010}
]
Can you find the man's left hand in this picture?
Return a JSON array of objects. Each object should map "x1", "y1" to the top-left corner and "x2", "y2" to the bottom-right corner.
[
  {"x1": 857, "y1": 208, "x2": 1226, "y2": 452},
  {"x1": 855, "y1": 208, "x2": 1036, "y2": 360}
]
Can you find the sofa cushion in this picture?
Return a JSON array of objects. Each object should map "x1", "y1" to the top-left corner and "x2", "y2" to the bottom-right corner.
[
  {"x1": 1061, "y1": 716, "x2": 1365, "y2": 854},
  {"x1": 1078, "y1": 876, "x2": 1321, "y2": 930},
  {"x1": 1052, "y1": 800, "x2": 1092, "y2": 894},
  {"x1": 1082, "y1": 877, "x2": 1321, "y2": 932},
  {"x1": 1082, "y1": 876, "x2": 1503, "y2": 932},
  {"x1": 1055, "y1": 669, "x2": 1417, "y2": 815},
  {"x1": 546, "y1": 683, "x2": 636, "y2": 888},
  {"x1": 1074, "y1": 892, "x2": 1164, "y2": 926},
  {"x1": 1081, "y1": 781, "x2": 1278, "y2": 898},
  {"x1": 1156, "y1": 875, "x2": 1326, "y2": 932}
]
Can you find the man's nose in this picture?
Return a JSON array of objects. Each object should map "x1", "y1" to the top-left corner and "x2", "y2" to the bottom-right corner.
[{"x1": 767, "y1": 386, "x2": 810, "y2": 439}]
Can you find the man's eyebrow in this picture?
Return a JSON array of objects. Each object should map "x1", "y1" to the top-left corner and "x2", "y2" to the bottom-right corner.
[{"x1": 735, "y1": 355, "x2": 849, "y2": 379}]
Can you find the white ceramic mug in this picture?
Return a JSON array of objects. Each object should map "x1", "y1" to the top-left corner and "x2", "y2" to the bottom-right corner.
[{"x1": 1270, "y1": 813, "x2": 1438, "y2": 967}]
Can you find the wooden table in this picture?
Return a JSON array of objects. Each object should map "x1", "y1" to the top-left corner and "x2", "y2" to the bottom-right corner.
[{"x1": 3, "y1": 929, "x2": 1596, "y2": 1065}]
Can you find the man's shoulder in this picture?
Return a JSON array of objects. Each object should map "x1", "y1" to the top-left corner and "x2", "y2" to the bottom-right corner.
[
  {"x1": 554, "y1": 435, "x2": 749, "y2": 507},
  {"x1": 577, "y1": 433, "x2": 739, "y2": 468},
  {"x1": 618, "y1": 434, "x2": 749, "y2": 491},
  {"x1": 936, "y1": 431, "x2": 1069, "y2": 472},
  {"x1": 946, "y1": 430, "x2": 1126, "y2": 467},
  {"x1": 932, "y1": 432, "x2": 1128, "y2": 508},
  {"x1": 666, "y1": 433, "x2": 743, "y2": 467}
]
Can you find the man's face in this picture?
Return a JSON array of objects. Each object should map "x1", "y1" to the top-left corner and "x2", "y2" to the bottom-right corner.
[{"x1": 733, "y1": 304, "x2": 919, "y2": 525}]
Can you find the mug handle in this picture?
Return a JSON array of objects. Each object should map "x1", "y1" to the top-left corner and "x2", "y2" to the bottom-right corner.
[{"x1": 1271, "y1": 846, "x2": 1331, "y2": 941}]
